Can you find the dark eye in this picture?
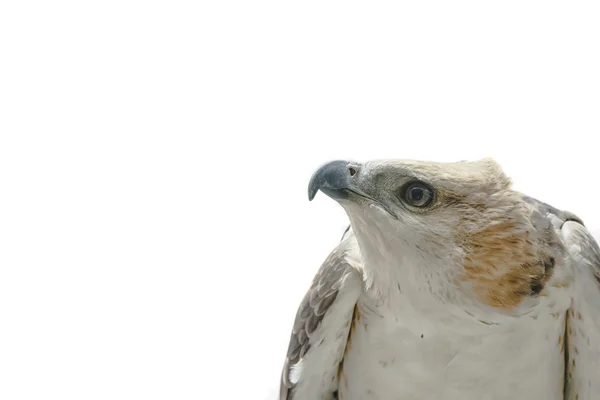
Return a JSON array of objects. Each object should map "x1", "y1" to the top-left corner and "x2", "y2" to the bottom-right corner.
[{"x1": 401, "y1": 182, "x2": 434, "y2": 208}]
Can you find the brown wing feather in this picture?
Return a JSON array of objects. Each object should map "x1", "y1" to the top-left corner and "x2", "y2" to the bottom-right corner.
[{"x1": 280, "y1": 227, "x2": 360, "y2": 400}]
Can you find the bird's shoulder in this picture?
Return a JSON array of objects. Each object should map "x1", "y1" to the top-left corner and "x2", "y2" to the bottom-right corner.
[
  {"x1": 279, "y1": 227, "x2": 363, "y2": 400},
  {"x1": 521, "y1": 194, "x2": 595, "y2": 285},
  {"x1": 523, "y1": 194, "x2": 600, "y2": 398},
  {"x1": 559, "y1": 218, "x2": 600, "y2": 398}
]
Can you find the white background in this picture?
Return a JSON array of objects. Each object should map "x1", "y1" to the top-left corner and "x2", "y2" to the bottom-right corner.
[{"x1": 1, "y1": 1, "x2": 599, "y2": 399}]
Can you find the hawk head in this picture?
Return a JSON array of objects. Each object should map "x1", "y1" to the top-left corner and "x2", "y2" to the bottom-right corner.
[{"x1": 308, "y1": 158, "x2": 562, "y2": 313}]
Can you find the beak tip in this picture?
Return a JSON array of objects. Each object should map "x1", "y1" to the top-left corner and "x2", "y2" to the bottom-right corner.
[{"x1": 307, "y1": 175, "x2": 321, "y2": 201}]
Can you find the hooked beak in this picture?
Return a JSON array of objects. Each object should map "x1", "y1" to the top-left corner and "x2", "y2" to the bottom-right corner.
[{"x1": 308, "y1": 160, "x2": 364, "y2": 201}]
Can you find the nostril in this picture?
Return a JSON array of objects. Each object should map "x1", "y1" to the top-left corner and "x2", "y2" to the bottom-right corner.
[{"x1": 348, "y1": 167, "x2": 357, "y2": 177}]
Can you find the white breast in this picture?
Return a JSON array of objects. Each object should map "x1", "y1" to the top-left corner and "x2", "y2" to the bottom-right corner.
[{"x1": 339, "y1": 293, "x2": 569, "y2": 400}]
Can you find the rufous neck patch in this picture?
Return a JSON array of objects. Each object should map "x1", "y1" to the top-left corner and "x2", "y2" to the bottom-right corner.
[{"x1": 460, "y1": 217, "x2": 552, "y2": 309}]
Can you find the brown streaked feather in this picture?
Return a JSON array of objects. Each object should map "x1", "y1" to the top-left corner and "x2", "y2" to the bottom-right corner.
[
  {"x1": 335, "y1": 304, "x2": 361, "y2": 400},
  {"x1": 560, "y1": 219, "x2": 600, "y2": 399}
]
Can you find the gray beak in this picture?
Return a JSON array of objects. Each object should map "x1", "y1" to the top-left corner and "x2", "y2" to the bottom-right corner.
[{"x1": 308, "y1": 160, "x2": 362, "y2": 201}]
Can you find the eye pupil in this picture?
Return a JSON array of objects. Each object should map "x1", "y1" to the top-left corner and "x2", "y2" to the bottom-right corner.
[{"x1": 410, "y1": 187, "x2": 424, "y2": 202}]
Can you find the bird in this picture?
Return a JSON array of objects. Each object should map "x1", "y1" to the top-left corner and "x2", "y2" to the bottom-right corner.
[{"x1": 278, "y1": 158, "x2": 600, "y2": 400}]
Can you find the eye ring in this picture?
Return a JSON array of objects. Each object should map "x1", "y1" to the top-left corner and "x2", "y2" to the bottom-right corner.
[{"x1": 399, "y1": 181, "x2": 435, "y2": 208}]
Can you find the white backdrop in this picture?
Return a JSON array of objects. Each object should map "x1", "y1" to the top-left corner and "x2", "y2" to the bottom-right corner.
[{"x1": 1, "y1": 1, "x2": 599, "y2": 399}]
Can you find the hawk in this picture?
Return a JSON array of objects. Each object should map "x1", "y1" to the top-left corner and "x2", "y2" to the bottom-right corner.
[{"x1": 279, "y1": 158, "x2": 600, "y2": 400}]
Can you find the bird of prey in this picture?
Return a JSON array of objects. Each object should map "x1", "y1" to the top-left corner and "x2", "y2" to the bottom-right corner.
[{"x1": 279, "y1": 158, "x2": 600, "y2": 400}]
